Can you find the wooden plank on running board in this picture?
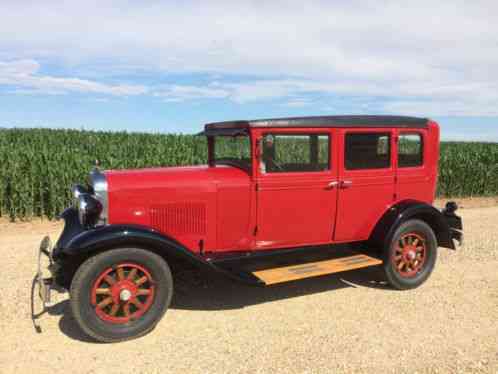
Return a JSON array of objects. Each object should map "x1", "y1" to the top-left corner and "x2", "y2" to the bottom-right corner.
[{"x1": 252, "y1": 254, "x2": 382, "y2": 285}]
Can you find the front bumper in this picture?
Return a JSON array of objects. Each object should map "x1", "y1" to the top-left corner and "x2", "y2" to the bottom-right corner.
[{"x1": 35, "y1": 236, "x2": 63, "y2": 307}]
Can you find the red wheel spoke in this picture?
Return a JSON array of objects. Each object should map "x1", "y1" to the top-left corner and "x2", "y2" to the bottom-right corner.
[
  {"x1": 123, "y1": 303, "x2": 130, "y2": 317},
  {"x1": 137, "y1": 288, "x2": 151, "y2": 296},
  {"x1": 131, "y1": 299, "x2": 144, "y2": 310},
  {"x1": 104, "y1": 275, "x2": 116, "y2": 286},
  {"x1": 127, "y1": 268, "x2": 138, "y2": 281},
  {"x1": 97, "y1": 297, "x2": 113, "y2": 309},
  {"x1": 95, "y1": 288, "x2": 111, "y2": 295},
  {"x1": 109, "y1": 303, "x2": 120, "y2": 316},
  {"x1": 135, "y1": 276, "x2": 148, "y2": 286},
  {"x1": 116, "y1": 267, "x2": 125, "y2": 281}
]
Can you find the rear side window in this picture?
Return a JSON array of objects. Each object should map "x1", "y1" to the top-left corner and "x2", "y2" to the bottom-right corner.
[
  {"x1": 262, "y1": 134, "x2": 330, "y2": 173},
  {"x1": 398, "y1": 134, "x2": 423, "y2": 167},
  {"x1": 345, "y1": 133, "x2": 391, "y2": 170}
]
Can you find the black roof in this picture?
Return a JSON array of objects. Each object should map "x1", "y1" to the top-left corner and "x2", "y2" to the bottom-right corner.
[{"x1": 202, "y1": 115, "x2": 429, "y2": 136}]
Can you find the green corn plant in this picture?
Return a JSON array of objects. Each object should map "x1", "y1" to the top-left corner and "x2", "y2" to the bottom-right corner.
[{"x1": 0, "y1": 128, "x2": 497, "y2": 220}]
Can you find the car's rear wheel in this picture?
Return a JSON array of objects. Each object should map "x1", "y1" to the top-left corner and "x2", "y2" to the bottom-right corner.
[
  {"x1": 382, "y1": 219, "x2": 437, "y2": 290},
  {"x1": 70, "y1": 248, "x2": 173, "y2": 343}
]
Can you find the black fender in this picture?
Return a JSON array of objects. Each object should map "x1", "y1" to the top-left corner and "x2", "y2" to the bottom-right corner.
[
  {"x1": 52, "y1": 208, "x2": 263, "y2": 286},
  {"x1": 369, "y1": 200, "x2": 459, "y2": 251},
  {"x1": 54, "y1": 208, "x2": 210, "y2": 268}
]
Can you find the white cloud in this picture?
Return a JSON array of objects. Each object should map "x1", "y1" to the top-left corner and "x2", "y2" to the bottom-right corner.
[
  {"x1": 151, "y1": 78, "x2": 498, "y2": 117},
  {"x1": 154, "y1": 85, "x2": 229, "y2": 102},
  {"x1": 384, "y1": 99, "x2": 498, "y2": 117},
  {"x1": 0, "y1": 60, "x2": 147, "y2": 96},
  {"x1": 0, "y1": 1, "x2": 497, "y2": 116}
]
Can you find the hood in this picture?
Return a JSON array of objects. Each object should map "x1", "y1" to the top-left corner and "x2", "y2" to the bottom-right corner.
[
  {"x1": 106, "y1": 165, "x2": 215, "y2": 191},
  {"x1": 103, "y1": 164, "x2": 251, "y2": 251},
  {"x1": 105, "y1": 164, "x2": 250, "y2": 194}
]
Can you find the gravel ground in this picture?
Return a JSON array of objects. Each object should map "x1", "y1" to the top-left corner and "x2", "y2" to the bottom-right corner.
[{"x1": 0, "y1": 204, "x2": 497, "y2": 374}]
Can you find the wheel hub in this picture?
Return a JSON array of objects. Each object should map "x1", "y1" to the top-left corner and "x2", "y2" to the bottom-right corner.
[
  {"x1": 119, "y1": 288, "x2": 132, "y2": 301},
  {"x1": 403, "y1": 248, "x2": 416, "y2": 261}
]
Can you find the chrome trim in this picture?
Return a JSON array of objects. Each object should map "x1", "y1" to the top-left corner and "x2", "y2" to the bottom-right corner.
[
  {"x1": 89, "y1": 168, "x2": 108, "y2": 225},
  {"x1": 77, "y1": 194, "x2": 89, "y2": 225},
  {"x1": 71, "y1": 184, "x2": 87, "y2": 204},
  {"x1": 36, "y1": 236, "x2": 54, "y2": 307}
]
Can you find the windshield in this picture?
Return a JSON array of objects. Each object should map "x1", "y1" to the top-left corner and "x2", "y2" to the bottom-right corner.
[{"x1": 213, "y1": 135, "x2": 251, "y2": 172}]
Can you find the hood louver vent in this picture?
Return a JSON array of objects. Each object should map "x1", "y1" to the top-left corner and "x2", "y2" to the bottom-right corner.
[{"x1": 150, "y1": 202, "x2": 206, "y2": 236}]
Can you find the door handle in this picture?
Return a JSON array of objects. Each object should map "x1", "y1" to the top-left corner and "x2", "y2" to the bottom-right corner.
[
  {"x1": 327, "y1": 181, "x2": 339, "y2": 189},
  {"x1": 340, "y1": 180, "x2": 353, "y2": 189}
]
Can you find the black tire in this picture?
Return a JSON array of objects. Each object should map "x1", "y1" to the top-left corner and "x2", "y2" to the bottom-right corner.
[
  {"x1": 382, "y1": 219, "x2": 437, "y2": 290},
  {"x1": 70, "y1": 248, "x2": 173, "y2": 343}
]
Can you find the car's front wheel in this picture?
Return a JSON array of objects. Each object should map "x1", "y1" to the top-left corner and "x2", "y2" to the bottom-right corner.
[
  {"x1": 70, "y1": 247, "x2": 173, "y2": 343},
  {"x1": 382, "y1": 219, "x2": 438, "y2": 290}
]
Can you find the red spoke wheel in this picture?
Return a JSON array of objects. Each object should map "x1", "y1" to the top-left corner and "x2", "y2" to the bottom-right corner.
[
  {"x1": 382, "y1": 219, "x2": 437, "y2": 290},
  {"x1": 393, "y1": 232, "x2": 427, "y2": 278},
  {"x1": 91, "y1": 263, "x2": 156, "y2": 324},
  {"x1": 70, "y1": 248, "x2": 173, "y2": 343}
]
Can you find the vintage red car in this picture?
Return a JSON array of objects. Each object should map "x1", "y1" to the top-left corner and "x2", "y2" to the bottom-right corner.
[{"x1": 36, "y1": 115, "x2": 463, "y2": 342}]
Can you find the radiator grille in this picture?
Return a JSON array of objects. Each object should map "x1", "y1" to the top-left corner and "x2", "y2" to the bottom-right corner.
[{"x1": 150, "y1": 203, "x2": 206, "y2": 235}]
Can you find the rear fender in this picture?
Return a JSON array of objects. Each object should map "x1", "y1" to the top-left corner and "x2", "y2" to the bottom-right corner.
[{"x1": 369, "y1": 200, "x2": 456, "y2": 251}]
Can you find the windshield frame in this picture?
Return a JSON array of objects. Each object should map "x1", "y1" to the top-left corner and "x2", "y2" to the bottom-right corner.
[{"x1": 208, "y1": 133, "x2": 252, "y2": 174}]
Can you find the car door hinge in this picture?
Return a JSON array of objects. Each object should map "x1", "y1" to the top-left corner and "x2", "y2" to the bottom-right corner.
[
  {"x1": 255, "y1": 183, "x2": 259, "y2": 191},
  {"x1": 253, "y1": 226, "x2": 258, "y2": 236}
]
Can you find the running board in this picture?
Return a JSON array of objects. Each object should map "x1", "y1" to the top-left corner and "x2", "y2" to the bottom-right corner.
[{"x1": 252, "y1": 254, "x2": 382, "y2": 285}]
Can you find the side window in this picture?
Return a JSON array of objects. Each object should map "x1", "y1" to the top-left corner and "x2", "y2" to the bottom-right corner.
[
  {"x1": 398, "y1": 133, "x2": 423, "y2": 167},
  {"x1": 261, "y1": 134, "x2": 330, "y2": 173},
  {"x1": 345, "y1": 133, "x2": 391, "y2": 170}
]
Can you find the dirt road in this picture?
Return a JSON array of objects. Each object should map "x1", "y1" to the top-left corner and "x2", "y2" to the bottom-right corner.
[{"x1": 0, "y1": 205, "x2": 497, "y2": 373}]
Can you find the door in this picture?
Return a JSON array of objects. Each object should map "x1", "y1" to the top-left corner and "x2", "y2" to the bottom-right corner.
[
  {"x1": 334, "y1": 129, "x2": 396, "y2": 242},
  {"x1": 396, "y1": 130, "x2": 432, "y2": 203},
  {"x1": 254, "y1": 129, "x2": 338, "y2": 249}
]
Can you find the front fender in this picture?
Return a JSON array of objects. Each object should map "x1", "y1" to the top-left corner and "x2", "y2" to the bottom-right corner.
[
  {"x1": 369, "y1": 200, "x2": 462, "y2": 251},
  {"x1": 51, "y1": 208, "x2": 261, "y2": 285},
  {"x1": 53, "y1": 208, "x2": 205, "y2": 267}
]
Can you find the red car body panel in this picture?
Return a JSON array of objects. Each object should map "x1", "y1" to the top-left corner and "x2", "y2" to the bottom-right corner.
[
  {"x1": 105, "y1": 119, "x2": 441, "y2": 255},
  {"x1": 107, "y1": 165, "x2": 251, "y2": 253}
]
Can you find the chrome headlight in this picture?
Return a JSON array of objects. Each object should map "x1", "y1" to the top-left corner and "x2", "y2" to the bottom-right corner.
[
  {"x1": 76, "y1": 193, "x2": 102, "y2": 227},
  {"x1": 88, "y1": 168, "x2": 108, "y2": 225},
  {"x1": 72, "y1": 184, "x2": 87, "y2": 203}
]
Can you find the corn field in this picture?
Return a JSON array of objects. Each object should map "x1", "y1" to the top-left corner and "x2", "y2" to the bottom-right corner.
[{"x1": 1, "y1": 128, "x2": 497, "y2": 220}]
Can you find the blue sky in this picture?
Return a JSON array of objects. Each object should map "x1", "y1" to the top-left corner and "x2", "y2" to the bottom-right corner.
[{"x1": 1, "y1": 1, "x2": 497, "y2": 141}]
